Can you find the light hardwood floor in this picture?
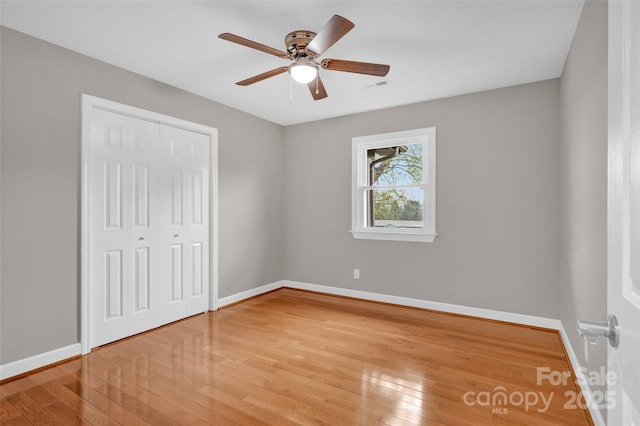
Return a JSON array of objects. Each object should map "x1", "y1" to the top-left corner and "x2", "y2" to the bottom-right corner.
[{"x1": 1, "y1": 288, "x2": 593, "y2": 425}]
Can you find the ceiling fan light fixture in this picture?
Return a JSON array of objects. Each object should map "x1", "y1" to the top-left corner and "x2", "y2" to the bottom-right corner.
[{"x1": 289, "y1": 60, "x2": 318, "y2": 84}]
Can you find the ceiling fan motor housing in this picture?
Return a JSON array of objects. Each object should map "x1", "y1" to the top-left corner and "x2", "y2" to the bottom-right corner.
[{"x1": 285, "y1": 31, "x2": 317, "y2": 59}]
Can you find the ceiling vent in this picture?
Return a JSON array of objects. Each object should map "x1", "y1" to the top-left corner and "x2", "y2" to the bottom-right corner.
[{"x1": 365, "y1": 79, "x2": 390, "y2": 88}]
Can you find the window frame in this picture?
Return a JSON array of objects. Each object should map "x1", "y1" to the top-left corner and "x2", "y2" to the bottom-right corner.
[{"x1": 351, "y1": 127, "x2": 437, "y2": 243}]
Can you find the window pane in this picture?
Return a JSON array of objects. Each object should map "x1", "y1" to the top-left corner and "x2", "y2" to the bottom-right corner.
[
  {"x1": 368, "y1": 187, "x2": 424, "y2": 228},
  {"x1": 367, "y1": 143, "x2": 423, "y2": 186}
]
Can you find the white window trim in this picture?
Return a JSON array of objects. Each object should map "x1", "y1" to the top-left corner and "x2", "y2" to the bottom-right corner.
[{"x1": 351, "y1": 127, "x2": 437, "y2": 243}]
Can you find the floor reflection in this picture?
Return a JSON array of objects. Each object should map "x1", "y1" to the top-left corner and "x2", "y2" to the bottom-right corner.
[{"x1": 362, "y1": 367, "x2": 425, "y2": 421}]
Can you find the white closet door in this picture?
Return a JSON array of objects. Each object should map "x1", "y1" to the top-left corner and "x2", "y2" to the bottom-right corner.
[
  {"x1": 158, "y1": 124, "x2": 210, "y2": 322},
  {"x1": 89, "y1": 109, "x2": 209, "y2": 348}
]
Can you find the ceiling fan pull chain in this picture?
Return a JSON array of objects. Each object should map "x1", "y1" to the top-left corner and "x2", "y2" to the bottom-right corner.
[
  {"x1": 289, "y1": 72, "x2": 293, "y2": 100},
  {"x1": 316, "y1": 72, "x2": 319, "y2": 95}
]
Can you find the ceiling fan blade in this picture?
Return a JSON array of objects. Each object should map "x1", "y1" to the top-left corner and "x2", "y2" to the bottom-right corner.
[
  {"x1": 320, "y1": 59, "x2": 390, "y2": 77},
  {"x1": 236, "y1": 66, "x2": 289, "y2": 86},
  {"x1": 219, "y1": 33, "x2": 289, "y2": 59},
  {"x1": 306, "y1": 15, "x2": 355, "y2": 56},
  {"x1": 308, "y1": 75, "x2": 328, "y2": 100}
]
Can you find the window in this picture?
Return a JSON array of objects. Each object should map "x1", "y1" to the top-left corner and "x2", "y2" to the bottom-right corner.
[{"x1": 351, "y1": 127, "x2": 436, "y2": 242}]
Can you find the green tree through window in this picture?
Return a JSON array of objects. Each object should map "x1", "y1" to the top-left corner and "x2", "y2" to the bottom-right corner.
[{"x1": 367, "y1": 143, "x2": 424, "y2": 227}]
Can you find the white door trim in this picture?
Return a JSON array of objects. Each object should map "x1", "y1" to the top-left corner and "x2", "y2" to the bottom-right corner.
[{"x1": 80, "y1": 94, "x2": 218, "y2": 354}]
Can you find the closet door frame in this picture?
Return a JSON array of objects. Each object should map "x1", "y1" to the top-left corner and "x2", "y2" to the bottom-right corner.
[{"x1": 80, "y1": 94, "x2": 218, "y2": 354}]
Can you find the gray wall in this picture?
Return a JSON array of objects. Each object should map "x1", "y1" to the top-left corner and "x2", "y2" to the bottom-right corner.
[
  {"x1": 283, "y1": 80, "x2": 562, "y2": 318},
  {"x1": 559, "y1": 0, "x2": 608, "y2": 416},
  {"x1": 2, "y1": 4, "x2": 609, "y2": 384},
  {"x1": 0, "y1": 27, "x2": 284, "y2": 364}
]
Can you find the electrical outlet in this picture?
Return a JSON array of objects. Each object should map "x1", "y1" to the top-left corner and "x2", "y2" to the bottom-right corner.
[{"x1": 353, "y1": 268, "x2": 360, "y2": 279}]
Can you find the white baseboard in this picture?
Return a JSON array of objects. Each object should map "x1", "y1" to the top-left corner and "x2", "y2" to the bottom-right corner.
[
  {"x1": 2, "y1": 280, "x2": 602, "y2": 426},
  {"x1": 0, "y1": 343, "x2": 81, "y2": 381},
  {"x1": 1, "y1": 282, "x2": 285, "y2": 381},
  {"x1": 217, "y1": 280, "x2": 285, "y2": 308},
  {"x1": 283, "y1": 280, "x2": 561, "y2": 329},
  {"x1": 557, "y1": 324, "x2": 606, "y2": 426},
  {"x1": 219, "y1": 279, "x2": 561, "y2": 329},
  {"x1": 220, "y1": 279, "x2": 604, "y2": 425}
]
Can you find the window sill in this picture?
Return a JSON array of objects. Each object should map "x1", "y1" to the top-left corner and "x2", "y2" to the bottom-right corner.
[{"x1": 351, "y1": 230, "x2": 437, "y2": 243}]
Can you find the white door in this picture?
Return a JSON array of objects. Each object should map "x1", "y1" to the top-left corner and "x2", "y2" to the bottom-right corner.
[
  {"x1": 157, "y1": 124, "x2": 210, "y2": 322},
  {"x1": 89, "y1": 108, "x2": 209, "y2": 348},
  {"x1": 608, "y1": 1, "x2": 640, "y2": 424}
]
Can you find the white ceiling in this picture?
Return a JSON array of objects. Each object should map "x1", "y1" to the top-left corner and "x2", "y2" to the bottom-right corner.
[{"x1": 1, "y1": 1, "x2": 584, "y2": 126}]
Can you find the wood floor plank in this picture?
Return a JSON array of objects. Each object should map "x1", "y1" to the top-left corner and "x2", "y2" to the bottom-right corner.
[
  {"x1": 0, "y1": 395, "x2": 23, "y2": 423},
  {"x1": 30, "y1": 366, "x2": 124, "y2": 425},
  {"x1": 0, "y1": 288, "x2": 593, "y2": 425},
  {"x1": 0, "y1": 416, "x2": 32, "y2": 426},
  {"x1": 3, "y1": 386, "x2": 63, "y2": 425},
  {"x1": 88, "y1": 342, "x2": 281, "y2": 425},
  {"x1": 88, "y1": 353, "x2": 258, "y2": 425}
]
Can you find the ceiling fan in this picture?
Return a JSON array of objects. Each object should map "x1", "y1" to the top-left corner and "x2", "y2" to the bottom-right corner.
[{"x1": 218, "y1": 15, "x2": 390, "y2": 100}]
